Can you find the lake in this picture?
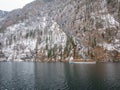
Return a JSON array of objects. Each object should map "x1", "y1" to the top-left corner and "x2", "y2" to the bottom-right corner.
[{"x1": 0, "y1": 62, "x2": 120, "y2": 90}]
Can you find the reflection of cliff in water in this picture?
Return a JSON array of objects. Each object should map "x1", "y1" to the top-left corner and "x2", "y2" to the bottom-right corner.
[{"x1": 63, "y1": 63, "x2": 120, "y2": 90}]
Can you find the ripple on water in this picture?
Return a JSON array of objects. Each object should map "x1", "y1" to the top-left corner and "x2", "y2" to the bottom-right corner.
[{"x1": 0, "y1": 62, "x2": 120, "y2": 90}]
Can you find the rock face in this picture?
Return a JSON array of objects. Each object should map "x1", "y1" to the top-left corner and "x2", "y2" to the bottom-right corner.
[
  {"x1": 0, "y1": 10, "x2": 8, "y2": 27},
  {"x1": 0, "y1": 10, "x2": 8, "y2": 18},
  {"x1": 0, "y1": 0, "x2": 120, "y2": 62}
]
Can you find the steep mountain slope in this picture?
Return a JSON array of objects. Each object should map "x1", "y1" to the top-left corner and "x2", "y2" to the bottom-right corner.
[
  {"x1": 0, "y1": 10, "x2": 8, "y2": 18},
  {"x1": 0, "y1": 0, "x2": 120, "y2": 62},
  {"x1": 0, "y1": 10, "x2": 8, "y2": 26}
]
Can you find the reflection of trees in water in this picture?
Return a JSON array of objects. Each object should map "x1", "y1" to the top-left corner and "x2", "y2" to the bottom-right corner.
[
  {"x1": 33, "y1": 63, "x2": 66, "y2": 89},
  {"x1": 63, "y1": 63, "x2": 110, "y2": 90}
]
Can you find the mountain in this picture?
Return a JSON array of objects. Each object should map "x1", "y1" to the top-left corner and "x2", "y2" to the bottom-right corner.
[
  {"x1": 0, "y1": 10, "x2": 8, "y2": 23},
  {"x1": 0, "y1": 10, "x2": 8, "y2": 18},
  {"x1": 0, "y1": 0, "x2": 120, "y2": 62}
]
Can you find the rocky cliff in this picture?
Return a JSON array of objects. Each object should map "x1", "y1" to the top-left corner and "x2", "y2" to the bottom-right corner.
[{"x1": 0, "y1": 0, "x2": 120, "y2": 62}]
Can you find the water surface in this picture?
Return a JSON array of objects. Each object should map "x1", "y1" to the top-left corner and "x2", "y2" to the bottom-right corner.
[{"x1": 0, "y1": 62, "x2": 120, "y2": 90}]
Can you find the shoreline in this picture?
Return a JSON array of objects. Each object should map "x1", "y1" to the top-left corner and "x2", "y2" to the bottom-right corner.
[{"x1": 0, "y1": 60, "x2": 120, "y2": 63}]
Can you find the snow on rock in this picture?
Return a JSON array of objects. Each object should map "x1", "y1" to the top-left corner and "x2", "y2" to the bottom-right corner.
[
  {"x1": 99, "y1": 42, "x2": 120, "y2": 53},
  {"x1": 101, "y1": 14, "x2": 119, "y2": 29},
  {"x1": 102, "y1": 43, "x2": 115, "y2": 51},
  {"x1": 0, "y1": 16, "x2": 67, "y2": 61}
]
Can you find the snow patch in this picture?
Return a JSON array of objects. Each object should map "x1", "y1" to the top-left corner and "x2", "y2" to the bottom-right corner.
[
  {"x1": 101, "y1": 14, "x2": 119, "y2": 29},
  {"x1": 0, "y1": 16, "x2": 67, "y2": 61}
]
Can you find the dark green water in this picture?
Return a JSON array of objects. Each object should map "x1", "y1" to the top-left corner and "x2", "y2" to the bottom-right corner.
[{"x1": 0, "y1": 62, "x2": 120, "y2": 90}]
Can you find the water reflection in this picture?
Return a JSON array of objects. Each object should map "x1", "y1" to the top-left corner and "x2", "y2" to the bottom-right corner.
[
  {"x1": 33, "y1": 62, "x2": 67, "y2": 90},
  {"x1": 64, "y1": 63, "x2": 120, "y2": 90},
  {"x1": 96, "y1": 63, "x2": 119, "y2": 90},
  {"x1": 64, "y1": 63, "x2": 97, "y2": 90},
  {"x1": 0, "y1": 62, "x2": 35, "y2": 90},
  {"x1": 0, "y1": 62, "x2": 120, "y2": 90}
]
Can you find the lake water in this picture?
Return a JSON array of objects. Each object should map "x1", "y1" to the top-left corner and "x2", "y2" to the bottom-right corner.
[{"x1": 0, "y1": 62, "x2": 120, "y2": 90}]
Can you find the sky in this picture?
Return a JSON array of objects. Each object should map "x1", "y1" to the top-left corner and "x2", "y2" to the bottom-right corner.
[{"x1": 0, "y1": 0, "x2": 34, "y2": 11}]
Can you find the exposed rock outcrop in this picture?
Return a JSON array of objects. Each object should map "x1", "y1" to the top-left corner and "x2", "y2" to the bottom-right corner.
[{"x1": 0, "y1": 0, "x2": 120, "y2": 62}]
